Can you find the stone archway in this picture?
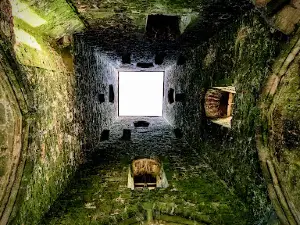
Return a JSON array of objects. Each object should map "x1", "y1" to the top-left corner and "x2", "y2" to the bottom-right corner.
[
  {"x1": 257, "y1": 30, "x2": 300, "y2": 225},
  {"x1": 204, "y1": 86, "x2": 235, "y2": 128},
  {"x1": 0, "y1": 47, "x2": 28, "y2": 224}
]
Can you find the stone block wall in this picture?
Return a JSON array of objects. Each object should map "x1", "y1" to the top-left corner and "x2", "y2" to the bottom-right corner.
[
  {"x1": 74, "y1": 34, "x2": 118, "y2": 150},
  {"x1": 0, "y1": 51, "x2": 24, "y2": 225},
  {"x1": 0, "y1": 0, "x2": 14, "y2": 42},
  {"x1": 257, "y1": 31, "x2": 300, "y2": 224},
  {"x1": 253, "y1": 0, "x2": 300, "y2": 35},
  {"x1": 0, "y1": 1, "x2": 28, "y2": 224},
  {"x1": 0, "y1": 10, "x2": 82, "y2": 225},
  {"x1": 163, "y1": 12, "x2": 281, "y2": 224},
  {"x1": 43, "y1": 117, "x2": 250, "y2": 225}
]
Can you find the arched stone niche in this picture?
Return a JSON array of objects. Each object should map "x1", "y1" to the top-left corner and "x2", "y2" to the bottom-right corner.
[
  {"x1": 257, "y1": 33, "x2": 300, "y2": 225},
  {"x1": 128, "y1": 158, "x2": 168, "y2": 190},
  {"x1": 0, "y1": 60, "x2": 26, "y2": 224},
  {"x1": 204, "y1": 86, "x2": 235, "y2": 128}
]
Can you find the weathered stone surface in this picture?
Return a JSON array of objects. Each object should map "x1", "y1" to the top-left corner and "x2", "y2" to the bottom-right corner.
[
  {"x1": 163, "y1": 12, "x2": 280, "y2": 224},
  {"x1": 1, "y1": 0, "x2": 300, "y2": 224},
  {"x1": 74, "y1": 35, "x2": 118, "y2": 148},
  {"x1": 258, "y1": 48, "x2": 300, "y2": 224},
  {"x1": 4, "y1": 12, "x2": 82, "y2": 225},
  {"x1": 10, "y1": 0, "x2": 84, "y2": 38},
  {"x1": 43, "y1": 117, "x2": 248, "y2": 225},
  {"x1": 253, "y1": 0, "x2": 273, "y2": 7},
  {"x1": 11, "y1": 64, "x2": 81, "y2": 224},
  {"x1": 0, "y1": 103, "x2": 5, "y2": 125},
  {"x1": 274, "y1": 5, "x2": 300, "y2": 34},
  {"x1": 0, "y1": 54, "x2": 23, "y2": 225},
  {"x1": 0, "y1": 0, "x2": 14, "y2": 41},
  {"x1": 291, "y1": 0, "x2": 300, "y2": 9}
]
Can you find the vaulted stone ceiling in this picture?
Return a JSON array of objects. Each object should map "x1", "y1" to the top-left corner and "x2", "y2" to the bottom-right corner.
[
  {"x1": 12, "y1": 0, "x2": 253, "y2": 38},
  {"x1": 71, "y1": 0, "x2": 200, "y2": 29},
  {"x1": 68, "y1": 0, "x2": 253, "y2": 71},
  {"x1": 1, "y1": 0, "x2": 300, "y2": 225}
]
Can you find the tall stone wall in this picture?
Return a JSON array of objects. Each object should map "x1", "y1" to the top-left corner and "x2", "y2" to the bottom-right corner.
[
  {"x1": 43, "y1": 117, "x2": 250, "y2": 225},
  {"x1": 257, "y1": 30, "x2": 300, "y2": 224},
  {"x1": 163, "y1": 12, "x2": 281, "y2": 224},
  {"x1": 0, "y1": 13, "x2": 82, "y2": 225},
  {"x1": 74, "y1": 34, "x2": 118, "y2": 149},
  {"x1": 0, "y1": 1, "x2": 29, "y2": 224}
]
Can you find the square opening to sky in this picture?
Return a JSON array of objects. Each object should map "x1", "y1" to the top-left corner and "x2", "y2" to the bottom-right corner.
[{"x1": 119, "y1": 71, "x2": 164, "y2": 116}]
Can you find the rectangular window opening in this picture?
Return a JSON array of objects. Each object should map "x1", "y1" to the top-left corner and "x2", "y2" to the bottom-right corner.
[
  {"x1": 118, "y1": 71, "x2": 164, "y2": 117},
  {"x1": 134, "y1": 174, "x2": 157, "y2": 190}
]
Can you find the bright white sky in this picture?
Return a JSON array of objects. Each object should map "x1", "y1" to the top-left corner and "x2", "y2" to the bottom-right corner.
[{"x1": 119, "y1": 72, "x2": 164, "y2": 116}]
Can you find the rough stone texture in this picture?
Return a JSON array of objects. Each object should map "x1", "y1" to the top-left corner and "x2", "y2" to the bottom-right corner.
[
  {"x1": 274, "y1": 5, "x2": 300, "y2": 34},
  {"x1": 253, "y1": 0, "x2": 273, "y2": 7},
  {"x1": 10, "y1": 0, "x2": 85, "y2": 38},
  {"x1": 163, "y1": 12, "x2": 281, "y2": 224},
  {"x1": 291, "y1": 0, "x2": 300, "y2": 9},
  {"x1": 79, "y1": 29, "x2": 180, "y2": 72},
  {"x1": 0, "y1": 54, "x2": 23, "y2": 225},
  {"x1": 74, "y1": 34, "x2": 118, "y2": 149},
  {"x1": 69, "y1": 0, "x2": 205, "y2": 29},
  {"x1": 257, "y1": 31, "x2": 300, "y2": 224},
  {"x1": 251, "y1": 0, "x2": 300, "y2": 35},
  {"x1": 0, "y1": 2, "x2": 28, "y2": 224},
  {"x1": 268, "y1": 59, "x2": 300, "y2": 223},
  {"x1": 4, "y1": 15, "x2": 82, "y2": 225},
  {"x1": 1, "y1": 0, "x2": 300, "y2": 224},
  {"x1": 42, "y1": 117, "x2": 249, "y2": 225},
  {"x1": 0, "y1": 0, "x2": 14, "y2": 41},
  {"x1": 71, "y1": 0, "x2": 252, "y2": 72}
]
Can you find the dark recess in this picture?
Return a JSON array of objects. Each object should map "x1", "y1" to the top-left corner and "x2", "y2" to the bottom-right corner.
[
  {"x1": 205, "y1": 89, "x2": 229, "y2": 118},
  {"x1": 109, "y1": 85, "x2": 114, "y2": 103},
  {"x1": 155, "y1": 52, "x2": 166, "y2": 65},
  {"x1": 146, "y1": 14, "x2": 180, "y2": 40},
  {"x1": 122, "y1": 129, "x2": 131, "y2": 140},
  {"x1": 134, "y1": 121, "x2": 150, "y2": 128},
  {"x1": 134, "y1": 174, "x2": 156, "y2": 189},
  {"x1": 175, "y1": 93, "x2": 185, "y2": 102},
  {"x1": 168, "y1": 88, "x2": 175, "y2": 104},
  {"x1": 98, "y1": 94, "x2": 105, "y2": 103},
  {"x1": 266, "y1": 0, "x2": 290, "y2": 15},
  {"x1": 174, "y1": 128, "x2": 183, "y2": 138},
  {"x1": 100, "y1": 130, "x2": 110, "y2": 141},
  {"x1": 136, "y1": 62, "x2": 154, "y2": 68},
  {"x1": 177, "y1": 54, "x2": 186, "y2": 65},
  {"x1": 122, "y1": 52, "x2": 131, "y2": 64}
]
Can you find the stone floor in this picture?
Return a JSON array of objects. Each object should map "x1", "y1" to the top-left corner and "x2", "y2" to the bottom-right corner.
[{"x1": 42, "y1": 117, "x2": 248, "y2": 225}]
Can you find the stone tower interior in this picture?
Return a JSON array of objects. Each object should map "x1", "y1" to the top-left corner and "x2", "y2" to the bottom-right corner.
[{"x1": 0, "y1": 0, "x2": 300, "y2": 224}]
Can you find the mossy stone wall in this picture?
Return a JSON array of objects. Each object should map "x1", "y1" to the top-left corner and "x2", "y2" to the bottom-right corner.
[
  {"x1": 163, "y1": 12, "x2": 281, "y2": 224},
  {"x1": 43, "y1": 117, "x2": 249, "y2": 225},
  {"x1": 3, "y1": 13, "x2": 82, "y2": 225},
  {"x1": 258, "y1": 31, "x2": 300, "y2": 223}
]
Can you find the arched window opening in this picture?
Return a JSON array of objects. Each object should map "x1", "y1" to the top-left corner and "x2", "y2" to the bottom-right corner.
[
  {"x1": 128, "y1": 158, "x2": 168, "y2": 190},
  {"x1": 204, "y1": 86, "x2": 235, "y2": 128}
]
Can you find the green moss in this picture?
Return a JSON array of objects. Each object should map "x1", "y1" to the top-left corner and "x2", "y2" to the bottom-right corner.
[
  {"x1": 0, "y1": 103, "x2": 5, "y2": 124},
  {"x1": 13, "y1": 0, "x2": 84, "y2": 38},
  {"x1": 41, "y1": 145, "x2": 248, "y2": 225},
  {"x1": 13, "y1": 18, "x2": 69, "y2": 71},
  {"x1": 8, "y1": 22, "x2": 81, "y2": 224},
  {"x1": 273, "y1": 60, "x2": 300, "y2": 119},
  {"x1": 165, "y1": 11, "x2": 280, "y2": 224},
  {"x1": 265, "y1": 53, "x2": 300, "y2": 214},
  {"x1": 0, "y1": 156, "x2": 7, "y2": 176}
]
